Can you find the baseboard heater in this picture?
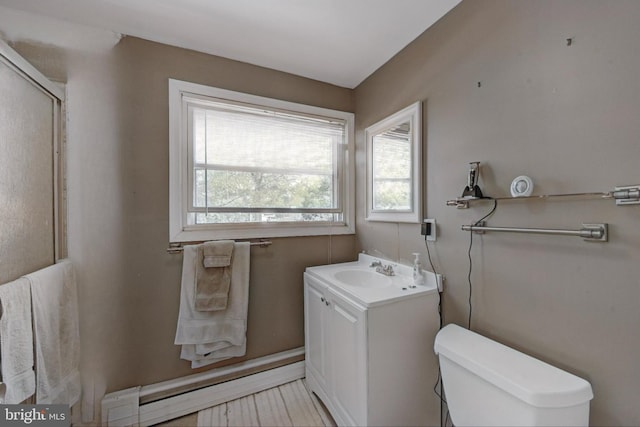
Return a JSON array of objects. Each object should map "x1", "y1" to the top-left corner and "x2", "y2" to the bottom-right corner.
[{"x1": 101, "y1": 347, "x2": 305, "y2": 426}]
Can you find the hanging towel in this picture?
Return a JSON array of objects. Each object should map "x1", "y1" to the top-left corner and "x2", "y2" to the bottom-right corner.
[
  {"x1": 25, "y1": 259, "x2": 81, "y2": 406},
  {"x1": 0, "y1": 278, "x2": 35, "y2": 404},
  {"x1": 195, "y1": 240, "x2": 234, "y2": 311},
  {"x1": 175, "y1": 242, "x2": 250, "y2": 368},
  {"x1": 202, "y1": 240, "x2": 234, "y2": 269},
  {"x1": 181, "y1": 340, "x2": 247, "y2": 369}
]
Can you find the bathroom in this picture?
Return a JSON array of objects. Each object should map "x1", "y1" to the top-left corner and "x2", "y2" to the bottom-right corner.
[{"x1": 0, "y1": 0, "x2": 639, "y2": 425}]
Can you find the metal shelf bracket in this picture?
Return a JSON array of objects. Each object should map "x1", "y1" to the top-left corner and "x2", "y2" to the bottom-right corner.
[{"x1": 613, "y1": 185, "x2": 640, "y2": 206}]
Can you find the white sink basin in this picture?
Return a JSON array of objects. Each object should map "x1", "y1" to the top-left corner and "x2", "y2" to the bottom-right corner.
[
  {"x1": 305, "y1": 253, "x2": 439, "y2": 308},
  {"x1": 333, "y1": 269, "x2": 391, "y2": 288}
]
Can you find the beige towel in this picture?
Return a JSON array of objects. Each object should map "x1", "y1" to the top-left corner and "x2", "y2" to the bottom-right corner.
[
  {"x1": 25, "y1": 259, "x2": 81, "y2": 406},
  {"x1": 195, "y1": 240, "x2": 234, "y2": 311},
  {"x1": 0, "y1": 278, "x2": 35, "y2": 404},
  {"x1": 175, "y1": 242, "x2": 250, "y2": 368}
]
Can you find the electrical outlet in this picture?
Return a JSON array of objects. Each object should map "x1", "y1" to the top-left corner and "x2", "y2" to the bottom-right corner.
[{"x1": 422, "y1": 219, "x2": 436, "y2": 241}]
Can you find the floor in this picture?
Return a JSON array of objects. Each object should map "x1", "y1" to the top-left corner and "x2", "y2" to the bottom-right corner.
[{"x1": 155, "y1": 379, "x2": 335, "y2": 427}]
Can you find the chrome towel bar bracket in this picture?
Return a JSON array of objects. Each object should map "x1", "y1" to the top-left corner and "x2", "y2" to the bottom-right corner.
[{"x1": 613, "y1": 185, "x2": 640, "y2": 205}]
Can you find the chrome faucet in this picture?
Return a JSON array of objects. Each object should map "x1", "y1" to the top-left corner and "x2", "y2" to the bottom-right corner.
[
  {"x1": 375, "y1": 264, "x2": 395, "y2": 276},
  {"x1": 370, "y1": 260, "x2": 383, "y2": 268}
]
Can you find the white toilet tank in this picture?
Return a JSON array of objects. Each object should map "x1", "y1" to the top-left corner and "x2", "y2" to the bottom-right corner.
[{"x1": 434, "y1": 324, "x2": 593, "y2": 427}]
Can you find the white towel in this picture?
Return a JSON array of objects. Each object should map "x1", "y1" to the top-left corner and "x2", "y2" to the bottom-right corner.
[
  {"x1": 175, "y1": 242, "x2": 250, "y2": 368},
  {"x1": 0, "y1": 277, "x2": 35, "y2": 404},
  {"x1": 25, "y1": 259, "x2": 81, "y2": 406}
]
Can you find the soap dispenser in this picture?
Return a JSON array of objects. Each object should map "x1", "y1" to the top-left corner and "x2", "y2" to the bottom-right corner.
[{"x1": 412, "y1": 253, "x2": 424, "y2": 288}]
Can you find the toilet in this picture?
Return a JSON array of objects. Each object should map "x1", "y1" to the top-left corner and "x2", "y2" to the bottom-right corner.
[{"x1": 434, "y1": 324, "x2": 593, "y2": 426}]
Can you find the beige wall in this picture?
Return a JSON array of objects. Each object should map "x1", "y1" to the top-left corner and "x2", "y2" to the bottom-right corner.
[
  {"x1": 355, "y1": 1, "x2": 640, "y2": 425},
  {"x1": 9, "y1": 36, "x2": 356, "y2": 423}
]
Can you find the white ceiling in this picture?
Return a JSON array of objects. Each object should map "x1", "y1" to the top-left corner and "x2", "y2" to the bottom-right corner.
[{"x1": 0, "y1": 0, "x2": 461, "y2": 88}]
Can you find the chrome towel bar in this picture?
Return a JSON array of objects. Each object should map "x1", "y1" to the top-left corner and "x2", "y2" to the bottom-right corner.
[
  {"x1": 167, "y1": 240, "x2": 272, "y2": 254},
  {"x1": 461, "y1": 223, "x2": 608, "y2": 242}
]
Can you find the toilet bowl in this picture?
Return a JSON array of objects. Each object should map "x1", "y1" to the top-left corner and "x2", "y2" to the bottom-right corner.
[{"x1": 434, "y1": 324, "x2": 593, "y2": 427}]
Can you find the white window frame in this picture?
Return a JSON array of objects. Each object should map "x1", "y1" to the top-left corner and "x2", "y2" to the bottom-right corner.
[{"x1": 169, "y1": 79, "x2": 355, "y2": 242}]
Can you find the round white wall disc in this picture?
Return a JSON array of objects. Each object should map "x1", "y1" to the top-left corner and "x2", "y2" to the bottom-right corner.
[{"x1": 510, "y1": 175, "x2": 534, "y2": 197}]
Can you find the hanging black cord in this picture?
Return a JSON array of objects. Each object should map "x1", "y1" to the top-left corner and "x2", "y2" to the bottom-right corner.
[
  {"x1": 424, "y1": 235, "x2": 447, "y2": 426},
  {"x1": 467, "y1": 199, "x2": 498, "y2": 330},
  {"x1": 467, "y1": 230, "x2": 474, "y2": 329},
  {"x1": 424, "y1": 236, "x2": 441, "y2": 328}
]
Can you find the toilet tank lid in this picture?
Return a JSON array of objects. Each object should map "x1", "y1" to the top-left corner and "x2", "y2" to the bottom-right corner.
[{"x1": 434, "y1": 324, "x2": 593, "y2": 408}]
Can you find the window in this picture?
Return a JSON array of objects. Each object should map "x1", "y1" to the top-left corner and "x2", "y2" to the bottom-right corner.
[{"x1": 169, "y1": 79, "x2": 354, "y2": 242}]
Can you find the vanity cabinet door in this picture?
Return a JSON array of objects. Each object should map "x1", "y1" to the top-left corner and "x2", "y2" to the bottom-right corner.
[
  {"x1": 304, "y1": 274, "x2": 329, "y2": 388},
  {"x1": 327, "y1": 289, "x2": 367, "y2": 426}
]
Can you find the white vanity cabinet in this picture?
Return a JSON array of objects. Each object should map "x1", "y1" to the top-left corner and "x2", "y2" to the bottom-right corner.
[
  {"x1": 304, "y1": 256, "x2": 440, "y2": 427},
  {"x1": 304, "y1": 274, "x2": 367, "y2": 426}
]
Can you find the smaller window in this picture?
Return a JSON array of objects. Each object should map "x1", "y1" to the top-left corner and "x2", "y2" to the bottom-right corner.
[{"x1": 169, "y1": 79, "x2": 355, "y2": 242}]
